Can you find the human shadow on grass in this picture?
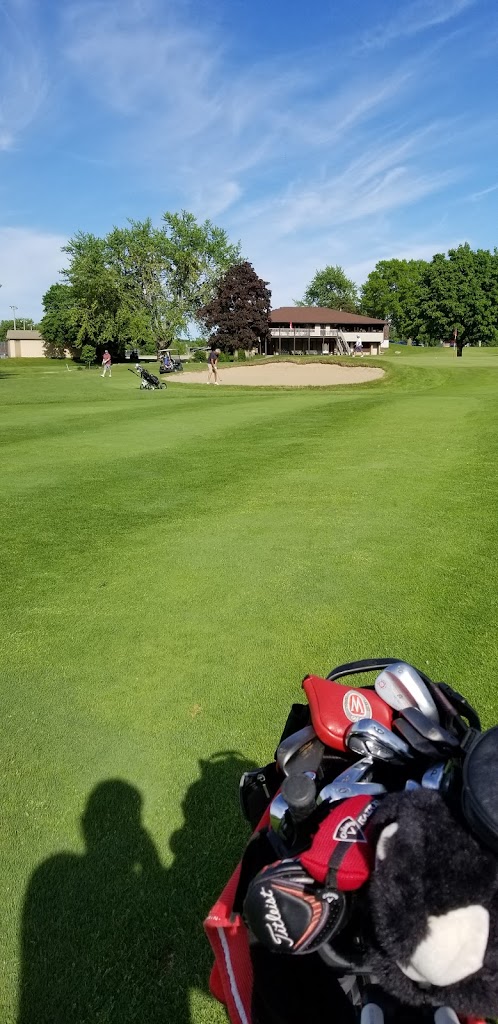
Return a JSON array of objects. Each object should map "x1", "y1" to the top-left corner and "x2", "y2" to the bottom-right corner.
[{"x1": 18, "y1": 752, "x2": 256, "y2": 1024}]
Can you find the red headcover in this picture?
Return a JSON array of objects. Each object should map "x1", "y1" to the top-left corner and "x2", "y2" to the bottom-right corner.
[
  {"x1": 303, "y1": 675, "x2": 393, "y2": 752},
  {"x1": 300, "y1": 793, "x2": 379, "y2": 889}
]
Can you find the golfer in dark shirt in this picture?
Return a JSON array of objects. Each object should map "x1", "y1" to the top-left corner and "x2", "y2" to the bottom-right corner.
[{"x1": 207, "y1": 348, "x2": 221, "y2": 385}]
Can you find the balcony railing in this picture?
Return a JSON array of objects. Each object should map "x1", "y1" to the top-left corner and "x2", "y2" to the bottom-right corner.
[{"x1": 270, "y1": 328, "x2": 341, "y2": 338}]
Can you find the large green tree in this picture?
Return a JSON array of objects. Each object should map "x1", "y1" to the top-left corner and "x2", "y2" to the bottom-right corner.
[
  {"x1": 40, "y1": 212, "x2": 241, "y2": 358},
  {"x1": 39, "y1": 284, "x2": 81, "y2": 355},
  {"x1": 162, "y1": 210, "x2": 241, "y2": 332},
  {"x1": 297, "y1": 265, "x2": 359, "y2": 312},
  {"x1": 199, "y1": 261, "x2": 271, "y2": 352},
  {"x1": 360, "y1": 258, "x2": 427, "y2": 339},
  {"x1": 410, "y1": 244, "x2": 498, "y2": 347},
  {"x1": 105, "y1": 219, "x2": 169, "y2": 350}
]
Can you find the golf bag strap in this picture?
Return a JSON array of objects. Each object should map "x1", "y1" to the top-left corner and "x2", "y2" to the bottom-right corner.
[
  {"x1": 302, "y1": 675, "x2": 393, "y2": 752},
  {"x1": 300, "y1": 794, "x2": 379, "y2": 889}
]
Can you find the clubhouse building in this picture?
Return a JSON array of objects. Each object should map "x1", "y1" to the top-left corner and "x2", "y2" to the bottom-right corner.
[{"x1": 267, "y1": 307, "x2": 388, "y2": 356}]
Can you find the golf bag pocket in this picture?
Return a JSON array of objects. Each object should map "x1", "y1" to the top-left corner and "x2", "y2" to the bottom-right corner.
[
  {"x1": 205, "y1": 861, "x2": 254, "y2": 1024},
  {"x1": 462, "y1": 726, "x2": 498, "y2": 855}
]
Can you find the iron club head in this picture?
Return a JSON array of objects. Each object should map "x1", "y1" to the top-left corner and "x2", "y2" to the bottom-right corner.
[
  {"x1": 276, "y1": 725, "x2": 325, "y2": 777},
  {"x1": 375, "y1": 662, "x2": 439, "y2": 723},
  {"x1": 316, "y1": 755, "x2": 387, "y2": 805},
  {"x1": 346, "y1": 718, "x2": 413, "y2": 764}
]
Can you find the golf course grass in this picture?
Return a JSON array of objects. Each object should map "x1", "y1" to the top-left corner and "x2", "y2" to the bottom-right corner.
[{"x1": 1, "y1": 348, "x2": 498, "y2": 1024}]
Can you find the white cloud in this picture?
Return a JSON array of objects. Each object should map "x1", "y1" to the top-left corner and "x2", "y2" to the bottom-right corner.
[
  {"x1": 0, "y1": 1, "x2": 47, "y2": 150},
  {"x1": 0, "y1": 228, "x2": 67, "y2": 320},
  {"x1": 0, "y1": 0, "x2": 477, "y2": 317},
  {"x1": 361, "y1": 0, "x2": 475, "y2": 50},
  {"x1": 470, "y1": 182, "x2": 498, "y2": 201}
]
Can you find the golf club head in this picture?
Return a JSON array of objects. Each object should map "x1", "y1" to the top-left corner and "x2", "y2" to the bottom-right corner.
[
  {"x1": 392, "y1": 718, "x2": 442, "y2": 761},
  {"x1": 346, "y1": 718, "x2": 413, "y2": 764},
  {"x1": 397, "y1": 706, "x2": 460, "y2": 752},
  {"x1": 375, "y1": 663, "x2": 439, "y2": 724},
  {"x1": 327, "y1": 755, "x2": 375, "y2": 786},
  {"x1": 360, "y1": 1003, "x2": 385, "y2": 1024},
  {"x1": 434, "y1": 1009, "x2": 459, "y2": 1024},
  {"x1": 276, "y1": 725, "x2": 324, "y2": 777},
  {"x1": 317, "y1": 779, "x2": 387, "y2": 807},
  {"x1": 421, "y1": 761, "x2": 454, "y2": 793},
  {"x1": 269, "y1": 792, "x2": 289, "y2": 835}
]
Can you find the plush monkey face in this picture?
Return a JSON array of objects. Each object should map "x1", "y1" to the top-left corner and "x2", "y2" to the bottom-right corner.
[{"x1": 368, "y1": 790, "x2": 498, "y2": 1018}]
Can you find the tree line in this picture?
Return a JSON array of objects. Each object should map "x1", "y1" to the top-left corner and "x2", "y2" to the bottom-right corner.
[
  {"x1": 17, "y1": 216, "x2": 498, "y2": 356},
  {"x1": 298, "y1": 244, "x2": 498, "y2": 346}
]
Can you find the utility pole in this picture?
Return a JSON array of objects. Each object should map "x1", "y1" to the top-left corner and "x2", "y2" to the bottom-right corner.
[{"x1": 10, "y1": 305, "x2": 18, "y2": 330}]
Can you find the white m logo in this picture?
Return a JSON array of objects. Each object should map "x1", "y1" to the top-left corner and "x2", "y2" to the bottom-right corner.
[{"x1": 343, "y1": 690, "x2": 373, "y2": 722}]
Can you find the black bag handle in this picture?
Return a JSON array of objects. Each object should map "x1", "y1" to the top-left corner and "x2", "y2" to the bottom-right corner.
[
  {"x1": 326, "y1": 659, "x2": 481, "y2": 734},
  {"x1": 326, "y1": 658, "x2": 426, "y2": 681}
]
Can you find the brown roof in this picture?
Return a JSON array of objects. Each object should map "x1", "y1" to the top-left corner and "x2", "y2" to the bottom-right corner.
[
  {"x1": 6, "y1": 330, "x2": 43, "y2": 339},
  {"x1": 270, "y1": 307, "x2": 385, "y2": 326}
]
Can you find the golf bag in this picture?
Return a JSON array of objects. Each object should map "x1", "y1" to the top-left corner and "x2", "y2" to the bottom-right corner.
[
  {"x1": 134, "y1": 364, "x2": 165, "y2": 390},
  {"x1": 205, "y1": 659, "x2": 497, "y2": 1024}
]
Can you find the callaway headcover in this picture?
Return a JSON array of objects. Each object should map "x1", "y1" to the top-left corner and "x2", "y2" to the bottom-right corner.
[{"x1": 368, "y1": 788, "x2": 498, "y2": 1018}]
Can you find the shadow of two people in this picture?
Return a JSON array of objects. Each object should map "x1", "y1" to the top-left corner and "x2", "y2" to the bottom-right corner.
[{"x1": 19, "y1": 752, "x2": 256, "y2": 1024}]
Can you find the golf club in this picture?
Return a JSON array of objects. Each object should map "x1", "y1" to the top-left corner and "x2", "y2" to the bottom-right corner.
[
  {"x1": 316, "y1": 758, "x2": 387, "y2": 805},
  {"x1": 276, "y1": 725, "x2": 325, "y2": 777},
  {"x1": 269, "y1": 792, "x2": 291, "y2": 836},
  {"x1": 434, "y1": 1009, "x2": 459, "y2": 1024},
  {"x1": 392, "y1": 718, "x2": 442, "y2": 761},
  {"x1": 374, "y1": 662, "x2": 439, "y2": 723},
  {"x1": 281, "y1": 772, "x2": 317, "y2": 824},
  {"x1": 270, "y1": 771, "x2": 317, "y2": 836},
  {"x1": 428, "y1": 680, "x2": 481, "y2": 739},
  {"x1": 421, "y1": 761, "x2": 454, "y2": 792},
  {"x1": 404, "y1": 779, "x2": 421, "y2": 791},
  {"x1": 397, "y1": 706, "x2": 460, "y2": 753},
  {"x1": 317, "y1": 780, "x2": 387, "y2": 806},
  {"x1": 360, "y1": 1005, "x2": 384, "y2": 1024},
  {"x1": 346, "y1": 718, "x2": 413, "y2": 765},
  {"x1": 360, "y1": 998, "x2": 385, "y2": 1024}
]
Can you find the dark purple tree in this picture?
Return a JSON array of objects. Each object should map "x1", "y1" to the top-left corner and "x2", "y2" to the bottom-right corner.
[{"x1": 199, "y1": 261, "x2": 271, "y2": 352}]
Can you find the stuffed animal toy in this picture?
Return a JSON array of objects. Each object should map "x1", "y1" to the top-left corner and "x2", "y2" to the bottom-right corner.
[{"x1": 368, "y1": 787, "x2": 498, "y2": 1020}]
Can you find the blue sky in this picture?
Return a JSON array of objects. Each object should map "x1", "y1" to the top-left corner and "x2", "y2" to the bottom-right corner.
[{"x1": 1, "y1": 0, "x2": 497, "y2": 320}]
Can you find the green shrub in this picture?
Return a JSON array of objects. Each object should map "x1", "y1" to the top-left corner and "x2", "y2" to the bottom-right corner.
[
  {"x1": 192, "y1": 350, "x2": 206, "y2": 362},
  {"x1": 80, "y1": 344, "x2": 96, "y2": 366}
]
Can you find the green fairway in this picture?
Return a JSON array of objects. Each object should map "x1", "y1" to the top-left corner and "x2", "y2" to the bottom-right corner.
[{"x1": 1, "y1": 350, "x2": 498, "y2": 1024}]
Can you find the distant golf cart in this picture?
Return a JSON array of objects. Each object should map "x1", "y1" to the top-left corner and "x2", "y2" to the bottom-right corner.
[{"x1": 159, "y1": 349, "x2": 184, "y2": 374}]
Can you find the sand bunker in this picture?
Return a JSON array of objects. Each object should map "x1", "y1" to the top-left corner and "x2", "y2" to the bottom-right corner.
[{"x1": 175, "y1": 361, "x2": 384, "y2": 387}]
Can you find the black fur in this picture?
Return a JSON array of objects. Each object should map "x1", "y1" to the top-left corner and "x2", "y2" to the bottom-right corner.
[{"x1": 368, "y1": 790, "x2": 498, "y2": 1016}]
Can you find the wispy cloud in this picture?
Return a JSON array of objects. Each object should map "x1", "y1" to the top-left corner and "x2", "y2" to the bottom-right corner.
[
  {"x1": 0, "y1": 228, "x2": 67, "y2": 320},
  {"x1": 52, "y1": 0, "x2": 490, "y2": 308},
  {"x1": 0, "y1": 0, "x2": 47, "y2": 150},
  {"x1": 361, "y1": 0, "x2": 475, "y2": 50},
  {"x1": 470, "y1": 182, "x2": 498, "y2": 201},
  {"x1": 233, "y1": 120, "x2": 460, "y2": 238}
]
